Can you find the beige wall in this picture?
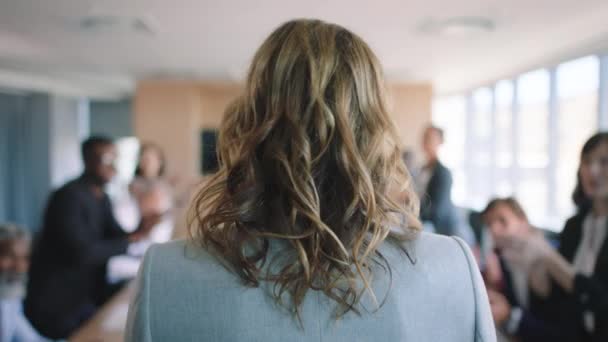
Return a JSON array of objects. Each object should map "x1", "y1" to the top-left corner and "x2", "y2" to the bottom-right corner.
[
  {"x1": 133, "y1": 80, "x2": 431, "y2": 187},
  {"x1": 134, "y1": 81, "x2": 203, "y2": 184},
  {"x1": 388, "y1": 83, "x2": 433, "y2": 153},
  {"x1": 199, "y1": 83, "x2": 242, "y2": 128}
]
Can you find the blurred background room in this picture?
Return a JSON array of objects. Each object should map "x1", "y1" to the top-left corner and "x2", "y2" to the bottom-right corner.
[{"x1": 1, "y1": 0, "x2": 608, "y2": 341}]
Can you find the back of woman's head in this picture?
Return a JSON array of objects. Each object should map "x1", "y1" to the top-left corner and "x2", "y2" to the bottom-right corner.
[{"x1": 190, "y1": 19, "x2": 420, "y2": 320}]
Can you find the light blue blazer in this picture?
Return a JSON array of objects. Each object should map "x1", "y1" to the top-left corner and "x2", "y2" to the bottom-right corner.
[{"x1": 126, "y1": 232, "x2": 496, "y2": 341}]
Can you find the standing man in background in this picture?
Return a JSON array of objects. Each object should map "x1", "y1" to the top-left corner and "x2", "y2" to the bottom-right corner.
[
  {"x1": 418, "y1": 125, "x2": 458, "y2": 236},
  {"x1": 25, "y1": 136, "x2": 159, "y2": 339}
]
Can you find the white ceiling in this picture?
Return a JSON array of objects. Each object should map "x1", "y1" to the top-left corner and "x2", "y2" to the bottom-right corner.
[{"x1": 1, "y1": 0, "x2": 608, "y2": 99}]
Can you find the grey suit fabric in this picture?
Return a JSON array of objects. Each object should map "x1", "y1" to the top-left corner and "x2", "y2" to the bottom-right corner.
[{"x1": 126, "y1": 232, "x2": 496, "y2": 342}]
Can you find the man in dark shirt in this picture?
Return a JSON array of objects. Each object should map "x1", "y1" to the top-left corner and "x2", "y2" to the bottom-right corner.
[{"x1": 24, "y1": 136, "x2": 159, "y2": 339}]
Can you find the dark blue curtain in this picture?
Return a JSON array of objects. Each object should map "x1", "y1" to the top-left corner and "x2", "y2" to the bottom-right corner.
[
  {"x1": 0, "y1": 92, "x2": 26, "y2": 225},
  {"x1": 0, "y1": 92, "x2": 52, "y2": 231}
]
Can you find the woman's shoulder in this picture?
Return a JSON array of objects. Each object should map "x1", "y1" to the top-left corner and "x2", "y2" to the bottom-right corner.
[
  {"x1": 399, "y1": 232, "x2": 484, "y2": 291},
  {"x1": 146, "y1": 239, "x2": 212, "y2": 263},
  {"x1": 382, "y1": 232, "x2": 495, "y2": 340},
  {"x1": 148, "y1": 234, "x2": 475, "y2": 274},
  {"x1": 142, "y1": 239, "x2": 236, "y2": 284},
  {"x1": 564, "y1": 211, "x2": 586, "y2": 227},
  {"x1": 560, "y1": 212, "x2": 587, "y2": 238},
  {"x1": 389, "y1": 231, "x2": 474, "y2": 266},
  {"x1": 380, "y1": 232, "x2": 483, "y2": 295},
  {"x1": 146, "y1": 239, "x2": 189, "y2": 257},
  {"x1": 144, "y1": 233, "x2": 481, "y2": 293}
]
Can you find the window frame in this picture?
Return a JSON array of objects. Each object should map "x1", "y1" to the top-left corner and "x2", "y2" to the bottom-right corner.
[{"x1": 436, "y1": 53, "x2": 608, "y2": 231}]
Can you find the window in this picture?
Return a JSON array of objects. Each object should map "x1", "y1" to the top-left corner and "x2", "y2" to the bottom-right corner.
[
  {"x1": 469, "y1": 88, "x2": 494, "y2": 207},
  {"x1": 432, "y1": 96, "x2": 466, "y2": 205},
  {"x1": 432, "y1": 54, "x2": 607, "y2": 232},
  {"x1": 516, "y1": 69, "x2": 551, "y2": 223},
  {"x1": 107, "y1": 137, "x2": 140, "y2": 231},
  {"x1": 555, "y1": 56, "x2": 599, "y2": 222},
  {"x1": 518, "y1": 70, "x2": 550, "y2": 168},
  {"x1": 495, "y1": 81, "x2": 514, "y2": 196}
]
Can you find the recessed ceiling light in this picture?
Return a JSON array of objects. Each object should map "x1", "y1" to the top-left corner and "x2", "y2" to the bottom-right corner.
[
  {"x1": 419, "y1": 16, "x2": 495, "y2": 37},
  {"x1": 79, "y1": 14, "x2": 157, "y2": 35}
]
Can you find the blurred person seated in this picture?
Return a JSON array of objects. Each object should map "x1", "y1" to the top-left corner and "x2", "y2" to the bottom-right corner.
[
  {"x1": 130, "y1": 143, "x2": 174, "y2": 243},
  {"x1": 417, "y1": 125, "x2": 458, "y2": 236},
  {"x1": 504, "y1": 132, "x2": 608, "y2": 341},
  {"x1": 481, "y1": 198, "x2": 565, "y2": 341},
  {"x1": 125, "y1": 19, "x2": 495, "y2": 342},
  {"x1": 112, "y1": 142, "x2": 176, "y2": 246},
  {"x1": 24, "y1": 136, "x2": 160, "y2": 339},
  {"x1": 0, "y1": 223, "x2": 58, "y2": 342}
]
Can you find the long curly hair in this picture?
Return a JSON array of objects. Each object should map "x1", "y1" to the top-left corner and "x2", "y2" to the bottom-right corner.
[{"x1": 189, "y1": 19, "x2": 420, "y2": 321}]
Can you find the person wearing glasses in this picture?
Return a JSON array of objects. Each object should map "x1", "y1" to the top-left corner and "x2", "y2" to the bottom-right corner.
[{"x1": 24, "y1": 136, "x2": 160, "y2": 339}]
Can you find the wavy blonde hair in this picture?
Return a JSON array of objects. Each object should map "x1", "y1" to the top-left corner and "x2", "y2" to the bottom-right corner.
[{"x1": 190, "y1": 19, "x2": 420, "y2": 321}]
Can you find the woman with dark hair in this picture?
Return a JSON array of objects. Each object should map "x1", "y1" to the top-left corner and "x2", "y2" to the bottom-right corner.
[
  {"x1": 125, "y1": 19, "x2": 495, "y2": 341},
  {"x1": 507, "y1": 132, "x2": 608, "y2": 341}
]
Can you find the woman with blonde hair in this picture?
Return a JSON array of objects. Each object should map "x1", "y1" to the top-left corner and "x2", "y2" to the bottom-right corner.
[{"x1": 126, "y1": 19, "x2": 495, "y2": 341}]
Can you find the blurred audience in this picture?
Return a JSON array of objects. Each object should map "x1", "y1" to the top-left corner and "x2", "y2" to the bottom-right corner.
[
  {"x1": 24, "y1": 136, "x2": 160, "y2": 339},
  {"x1": 418, "y1": 125, "x2": 458, "y2": 236},
  {"x1": 504, "y1": 132, "x2": 608, "y2": 341},
  {"x1": 0, "y1": 223, "x2": 56, "y2": 342},
  {"x1": 480, "y1": 198, "x2": 563, "y2": 341}
]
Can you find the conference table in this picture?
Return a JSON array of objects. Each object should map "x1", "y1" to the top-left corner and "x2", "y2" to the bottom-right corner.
[
  {"x1": 68, "y1": 239, "x2": 187, "y2": 340},
  {"x1": 69, "y1": 282, "x2": 135, "y2": 342},
  {"x1": 69, "y1": 213, "x2": 192, "y2": 341}
]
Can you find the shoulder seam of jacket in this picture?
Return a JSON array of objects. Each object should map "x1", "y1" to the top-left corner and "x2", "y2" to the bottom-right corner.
[{"x1": 451, "y1": 236, "x2": 484, "y2": 342}]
